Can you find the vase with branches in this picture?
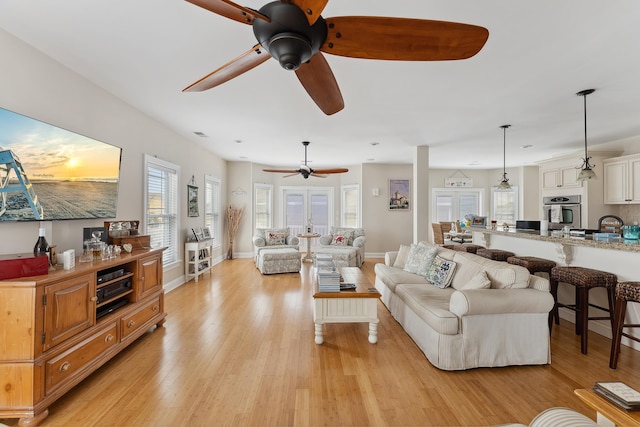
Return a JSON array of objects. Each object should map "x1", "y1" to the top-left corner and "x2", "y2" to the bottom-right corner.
[{"x1": 226, "y1": 205, "x2": 243, "y2": 260}]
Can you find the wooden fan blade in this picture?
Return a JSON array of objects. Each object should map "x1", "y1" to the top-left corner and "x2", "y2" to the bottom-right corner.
[
  {"x1": 295, "y1": 52, "x2": 344, "y2": 115},
  {"x1": 263, "y1": 169, "x2": 300, "y2": 174},
  {"x1": 185, "y1": 0, "x2": 270, "y2": 24},
  {"x1": 310, "y1": 173, "x2": 327, "y2": 178},
  {"x1": 183, "y1": 45, "x2": 271, "y2": 92},
  {"x1": 313, "y1": 168, "x2": 349, "y2": 174},
  {"x1": 283, "y1": 172, "x2": 301, "y2": 178},
  {"x1": 282, "y1": 0, "x2": 328, "y2": 25},
  {"x1": 321, "y1": 17, "x2": 489, "y2": 61}
]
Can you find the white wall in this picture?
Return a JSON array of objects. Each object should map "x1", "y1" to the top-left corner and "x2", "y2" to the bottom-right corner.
[{"x1": 0, "y1": 29, "x2": 227, "y2": 285}]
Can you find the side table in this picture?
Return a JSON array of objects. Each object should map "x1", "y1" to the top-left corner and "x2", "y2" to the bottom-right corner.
[
  {"x1": 574, "y1": 389, "x2": 640, "y2": 426},
  {"x1": 297, "y1": 233, "x2": 320, "y2": 262}
]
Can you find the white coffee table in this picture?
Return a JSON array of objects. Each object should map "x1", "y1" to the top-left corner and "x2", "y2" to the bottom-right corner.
[{"x1": 312, "y1": 267, "x2": 381, "y2": 344}]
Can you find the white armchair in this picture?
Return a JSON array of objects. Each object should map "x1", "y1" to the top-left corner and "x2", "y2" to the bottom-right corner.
[
  {"x1": 252, "y1": 228, "x2": 299, "y2": 265},
  {"x1": 317, "y1": 227, "x2": 366, "y2": 267}
]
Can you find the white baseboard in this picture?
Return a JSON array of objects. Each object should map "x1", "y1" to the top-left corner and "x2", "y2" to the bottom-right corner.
[{"x1": 558, "y1": 308, "x2": 640, "y2": 352}]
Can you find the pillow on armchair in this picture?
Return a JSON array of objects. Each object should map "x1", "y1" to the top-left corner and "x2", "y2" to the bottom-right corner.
[
  {"x1": 266, "y1": 231, "x2": 287, "y2": 246},
  {"x1": 331, "y1": 230, "x2": 353, "y2": 246}
]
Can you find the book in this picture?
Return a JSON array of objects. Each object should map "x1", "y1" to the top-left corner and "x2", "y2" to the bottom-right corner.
[{"x1": 594, "y1": 382, "x2": 640, "y2": 411}]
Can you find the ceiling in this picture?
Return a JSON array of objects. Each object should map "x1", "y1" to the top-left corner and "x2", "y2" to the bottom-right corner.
[{"x1": 1, "y1": 0, "x2": 639, "y2": 172}]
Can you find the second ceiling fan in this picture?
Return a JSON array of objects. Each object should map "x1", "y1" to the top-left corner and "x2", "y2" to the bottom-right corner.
[
  {"x1": 263, "y1": 141, "x2": 348, "y2": 179},
  {"x1": 183, "y1": 0, "x2": 489, "y2": 115}
]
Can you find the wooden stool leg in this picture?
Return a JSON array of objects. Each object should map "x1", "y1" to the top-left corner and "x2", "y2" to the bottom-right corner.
[
  {"x1": 549, "y1": 278, "x2": 560, "y2": 333},
  {"x1": 579, "y1": 287, "x2": 589, "y2": 354},
  {"x1": 607, "y1": 287, "x2": 616, "y2": 329},
  {"x1": 610, "y1": 298, "x2": 627, "y2": 369},
  {"x1": 574, "y1": 286, "x2": 582, "y2": 336}
]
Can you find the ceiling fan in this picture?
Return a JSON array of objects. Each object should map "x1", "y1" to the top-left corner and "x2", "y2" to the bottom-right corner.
[
  {"x1": 182, "y1": 0, "x2": 489, "y2": 115},
  {"x1": 263, "y1": 141, "x2": 348, "y2": 178}
]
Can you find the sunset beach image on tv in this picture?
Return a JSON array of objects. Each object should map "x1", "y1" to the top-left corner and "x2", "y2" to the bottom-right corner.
[{"x1": 0, "y1": 107, "x2": 122, "y2": 221}]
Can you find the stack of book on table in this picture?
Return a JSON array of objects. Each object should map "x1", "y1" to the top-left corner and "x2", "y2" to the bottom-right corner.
[
  {"x1": 317, "y1": 260, "x2": 340, "y2": 293},
  {"x1": 593, "y1": 381, "x2": 640, "y2": 411}
]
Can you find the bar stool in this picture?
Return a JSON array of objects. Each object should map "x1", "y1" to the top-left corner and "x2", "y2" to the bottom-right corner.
[
  {"x1": 452, "y1": 244, "x2": 484, "y2": 254},
  {"x1": 507, "y1": 256, "x2": 557, "y2": 330},
  {"x1": 610, "y1": 281, "x2": 640, "y2": 369},
  {"x1": 476, "y1": 248, "x2": 514, "y2": 261},
  {"x1": 550, "y1": 266, "x2": 617, "y2": 354}
]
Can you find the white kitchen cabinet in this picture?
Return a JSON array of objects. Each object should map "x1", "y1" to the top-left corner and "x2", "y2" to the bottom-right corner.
[
  {"x1": 185, "y1": 239, "x2": 213, "y2": 282},
  {"x1": 542, "y1": 166, "x2": 581, "y2": 189},
  {"x1": 603, "y1": 154, "x2": 640, "y2": 204}
]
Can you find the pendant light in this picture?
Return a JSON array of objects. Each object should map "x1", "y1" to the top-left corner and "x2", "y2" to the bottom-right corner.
[
  {"x1": 576, "y1": 89, "x2": 597, "y2": 181},
  {"x1": 497, "y1": 124, "x2": 512, "y2": 190}
]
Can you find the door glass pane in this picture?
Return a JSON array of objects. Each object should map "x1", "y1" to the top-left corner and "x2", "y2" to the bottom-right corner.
[
  {"x1": 285, "y1": 193, "x2": 304, "y2": 236},
  {"x1": 310, "y1": 193, "x2": 329, "y2": 237},
  {"x1": 459, "y1": 194, "x2": 479, "y2": 222}
]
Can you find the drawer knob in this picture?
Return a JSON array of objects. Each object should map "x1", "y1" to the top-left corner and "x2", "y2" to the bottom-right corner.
[
  {"x1": 105, "y1": 334, "x2": 114, "y2": 343},
  {"x1": 127, "y1": 320, "x2": 135, "y2": 328},
  {"x1": 59, "y1": 361, "x2": 71, "y2": 372},
  {"x1": 90, "y1": 296, "x2": 98, "y2": 302},
  {"x1": 152, "y1": 305, "x2": 159, "y2": 312}
]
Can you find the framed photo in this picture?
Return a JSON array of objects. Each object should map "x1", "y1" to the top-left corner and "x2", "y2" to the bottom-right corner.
[
  {"x1": 202, "y1": 227, "x2": 211, "y2": 239},
  {"x1": 389, "y1": 179, "x2": 410, "y2": 210},
  {"x1": 187, "y1": 184, "x2": 199, "y2": 217},
  {"x1": 192, "y1": 227, "x2": 200, "y2": 242},
  {"x1": 471, "y1": 216, "x2": 487, "y2": 227}
]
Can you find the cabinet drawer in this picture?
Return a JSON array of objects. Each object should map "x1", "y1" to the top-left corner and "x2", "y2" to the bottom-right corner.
[
  {"x1": 120, "y1": 296, "x2": 161, "y2": 340},
  {"x1": 45, "y1": 322, "x2": 118, "y2": 395}
]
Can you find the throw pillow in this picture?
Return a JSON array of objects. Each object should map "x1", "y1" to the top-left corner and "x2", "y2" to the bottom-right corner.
[
  {"x1": 425, "y1": 255, "x2": 458, "y2": 289},
  {"x1": 331, "y1": 231, "x2": 352, "y2": 246},
  {"x1": 266, "y1": 232, "x2": 287, "y2": 246},
  {"x1": 393, "y1": 244, "x2": 411, "y2": 268},
  {"x1": 403, "y1": 244, "x2": 438, "y2": 276},
  {"x1": 460, "y1": 270, "x2": 491, "y2": 290}
]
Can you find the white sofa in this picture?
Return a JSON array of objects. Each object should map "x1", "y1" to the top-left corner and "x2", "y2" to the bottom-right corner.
[
  {"x1": 317, "y1": 227, "x2": 366, "y2": 267},
  {"x1": 374, "y1": 242, "x2": 554, "y2": 371}
]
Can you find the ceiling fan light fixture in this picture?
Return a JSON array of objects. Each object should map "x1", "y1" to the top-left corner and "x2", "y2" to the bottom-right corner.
[
  {"x1": 497, "y1": 124, "x2": 512, "y2": 191},
  {"x1": 576, "y1": 89, "x2": 597, "y2": 181},
  {"x1": 268, "y1": 32, "x2": 313, "y2": 70}
]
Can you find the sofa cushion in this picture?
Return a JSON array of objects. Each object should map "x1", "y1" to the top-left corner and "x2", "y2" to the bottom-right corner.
[
  {"x1": 395, "y1": 284, "x2": 459, "y2": 335},
  {"x1": 374, "y1": 263, "x2": 428, "y2": 292},
  {"x1": 425, "y1": 255, "x2": 457, "y2": 288},
  {"x1": 403, "y1": 244, "x2": 438, "y2": 276},
  {"x1": 449, "y1": 251, "x2": 530, "y2": 290},
  {"x1": 459, "y1": 270, "x2": 492, "y2": 290},
  {"x1": 393, "y1": 244, "x2": 411, "y2": 269}
]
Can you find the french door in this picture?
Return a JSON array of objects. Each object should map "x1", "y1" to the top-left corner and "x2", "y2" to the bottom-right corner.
[
  {"x1": 432, "y1": 188, "x2": 483, "y2": 223},
  {"x1": 281, "y1": 187, "x2": 333, "y2": 238}
]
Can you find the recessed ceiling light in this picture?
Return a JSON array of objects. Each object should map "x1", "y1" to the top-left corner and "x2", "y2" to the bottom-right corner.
[
  {"x1": 468, "y1": 161, "x2": 480, "y2": 165},
  {"x1": 370, "y1": 142, "x2": 380, "y2": 146},
  {"x1": 234, "y1": 139, "x2": 242, "y2": 144},
  {"x1": 239, "y1": 156, "x2": 248, "y2": 160},
  {"x1": 366, "y1": 158, "x2": 375, "y2": 161},
  {"x1": 520, "y1": 144, "x2": 533, "y2": 149},
  {"x1": 193, "y1": 131, "x2": 207, "y2": 137}
]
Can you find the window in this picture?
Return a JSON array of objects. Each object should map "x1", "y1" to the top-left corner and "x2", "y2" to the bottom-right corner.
[
  {"x1": 281, "y1": 187, "x2": 333, "y2": 237},
  {"x1": 432, "y1": 188, "x2": 484, "y2": 223},
  {"x1": 491, "y1": 186, "x2": 518, "y2": 225},
  {"x1": 254, "y1": 184, "x2": 273, "y2": 229},
  {"x1": 204, "y1": 175, "x2": 221, "y2": 247},
  {"x1": 144, "y1": 155, "x2": 179, "y2": 266},
  {"x1": 341, "y1": 184, "x2": 360, "y2": 227}
]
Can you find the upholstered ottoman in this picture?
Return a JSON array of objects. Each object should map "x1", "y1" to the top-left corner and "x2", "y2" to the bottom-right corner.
[
  {"x1": 257, "y1": 248, "x2": 301, "y2": 274},
  {"x1": 314, "y1": 247, "x2": 358, "y2": 268}
]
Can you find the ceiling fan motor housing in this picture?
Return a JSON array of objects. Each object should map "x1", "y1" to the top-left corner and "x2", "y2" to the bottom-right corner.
[{"x1": 253, "y1": 2, "x2": 327, "y2": 71}]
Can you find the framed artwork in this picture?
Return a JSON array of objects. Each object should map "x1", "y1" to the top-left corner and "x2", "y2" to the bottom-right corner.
[
  {"x1": 202, "y1": 227, "x2": 211, "y2": 239},
  {"x1": 188, "y1": 184, "x2": 199, "y2": 217},
  {"x1": 471, "y1": 216, "x2": 487, "y2": 227},
  {"x1": 389, "y1": 179, "x2": 410, "y2": 210},
  {"x1": 191, "y1": 227, "x2": 200, "y2": 242}
]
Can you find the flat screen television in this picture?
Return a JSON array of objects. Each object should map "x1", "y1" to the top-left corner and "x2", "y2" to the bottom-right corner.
[{"x1": 0, "y1": 106, "x2": 122, "y2": 222}]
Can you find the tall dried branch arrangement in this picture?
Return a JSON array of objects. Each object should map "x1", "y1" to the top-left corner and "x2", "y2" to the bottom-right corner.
[{"x1": 226, "y1": 205, "x2": 244, "y2": 260}]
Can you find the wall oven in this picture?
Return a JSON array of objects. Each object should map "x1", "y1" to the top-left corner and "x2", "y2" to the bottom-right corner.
[{"x1": 543, "y1": 195, "x2": 581, "y2": 230}]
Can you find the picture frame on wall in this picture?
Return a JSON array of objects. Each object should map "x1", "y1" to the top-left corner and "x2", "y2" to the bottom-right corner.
[
  {"x1": 187, "y1": 184, "x2": 199, "y2": 217},
  {"x1": 389, "y1": 179, "x2": 410, "y2": 210}
]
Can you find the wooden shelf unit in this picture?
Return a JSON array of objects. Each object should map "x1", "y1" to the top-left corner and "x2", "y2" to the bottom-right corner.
[
  {"x1": 185, "y1": 239, "x2": 213, "y2": 282},
  {"x1": 0, "y1": 247, "x2": 166, "y2": 426}
]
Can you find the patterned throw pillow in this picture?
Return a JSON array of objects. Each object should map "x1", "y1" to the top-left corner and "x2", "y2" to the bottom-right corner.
[
  {"x1": 425, "y1": 255, "x2": 458, "y2": 288},
  {"x1": 330, "y1": 233, "x2": 350, "y2": 246},
  {"x1": 266, "y1": 232, "x2": 287, "y2": 246},
  {"x1": 403, "y1": 244, "x2": 438, "y2": 276}
]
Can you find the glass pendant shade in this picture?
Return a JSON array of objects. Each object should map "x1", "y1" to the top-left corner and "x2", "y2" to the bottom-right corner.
[
  {"x1": 497, "y1": 124, "x2": 511, "y2": 190},
  {"x1": 576, "y1": 89, "x2": 597, "y2": 181}
]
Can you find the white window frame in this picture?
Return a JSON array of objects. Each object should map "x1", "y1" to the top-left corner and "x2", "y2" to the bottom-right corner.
[
  {"x1": 341, "y1": 184, "x2": 360, "y2": 227},
  {"x1": 491, "y1": 186, "x2": 519, "y2": 225},
  {"x1": 431, "y1": 188, "x2": 484, "y2": 223},
  {"x1": 143, "y1": 154, "x2": 179, "y2": 267},
  {"x1": 204, "y1": 175, "x2": 221, "y2": 249},
  {"x1": 254, "y1": 183, "x2": 273, "y2": 229}
]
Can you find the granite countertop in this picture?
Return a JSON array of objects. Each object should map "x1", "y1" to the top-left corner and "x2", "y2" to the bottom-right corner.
[{"x1": 474, "y1": 228, "x2": 640, "y2": 253}]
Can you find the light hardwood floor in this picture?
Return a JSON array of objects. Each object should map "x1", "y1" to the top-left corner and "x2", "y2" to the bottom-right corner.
[{"x1": 4, "y1": 258, "x2": 640, "y2": 426}]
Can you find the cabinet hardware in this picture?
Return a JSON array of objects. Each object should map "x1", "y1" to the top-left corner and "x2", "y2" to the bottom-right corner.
[
  {"x1": 90, "y1": 296, "x2": 98, "y2": 302},
  {"x1": 105, "y1": 334, "x2": 114, "y2": 343},
  {"x1": 59, "y1": 361, "x2": 71, "y2": 372},
  {"x1": 152, "y1": 305, "x2": 159, "y2": 312},
  {"x1": 127, "y1": 320, "x2": 135, "y2": 328}
]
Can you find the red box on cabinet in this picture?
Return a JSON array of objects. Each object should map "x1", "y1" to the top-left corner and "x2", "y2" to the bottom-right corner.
[{"x1": 0, "y1": 253, "x2": 49, "y2": 280}]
